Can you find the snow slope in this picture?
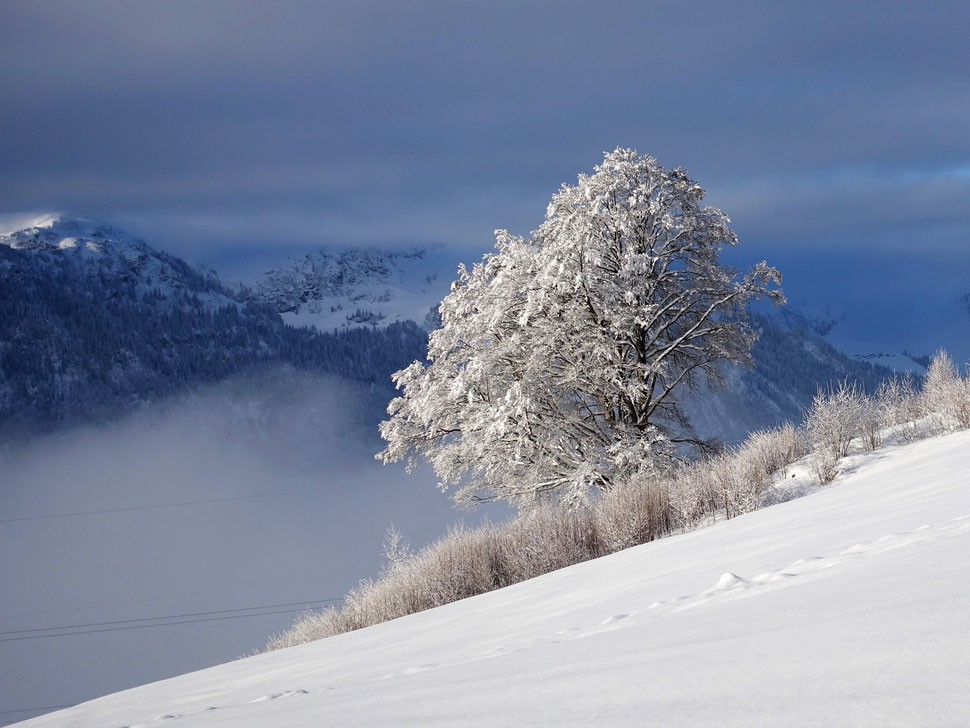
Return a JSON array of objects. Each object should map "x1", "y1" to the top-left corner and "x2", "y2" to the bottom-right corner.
[{"x1": 18, "y1": 430, "x2": 970, "y2": 727}]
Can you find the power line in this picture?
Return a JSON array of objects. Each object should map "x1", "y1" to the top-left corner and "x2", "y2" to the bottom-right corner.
[
  {"x1": 0, "y1": 605, "x2": 336, "y2": 642},
  {"x1": 0, "y1": 704, "x2": 73, "y2": 716},
  {"x1": 0, "y1": 598, "x2": 342, "y2": 637},
  {"x1": 0, "y1": 490, "x2": 310, "y2": 523}
]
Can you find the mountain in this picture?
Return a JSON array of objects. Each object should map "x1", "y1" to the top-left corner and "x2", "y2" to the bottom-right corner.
[
  {"x1": 0, "y1": 216, "x2": 426, "y2": 440},
  {"x1": 685, "y1": 309, "x2": 895, "y2": 446},
  {"x1": 245, "y1": 246, "x2": 455, "y2": 332},
  {"x1": 0, "y1": 215, "x2": 895, "y2": 447},
  {"x1": 19, "y1": 430, "x2": 970, "y2": 727}
]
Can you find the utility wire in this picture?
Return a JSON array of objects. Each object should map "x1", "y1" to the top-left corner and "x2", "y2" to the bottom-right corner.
[
  {"x1": 0, "y1": 490, "x2": 311, "y2": 523},
  {"x1": 0, "y1": 598, "x2": 342, "y2": 636},
  {"x1": 0, "y1": 605, "x2": 336, "y2": 642},
  {"x1": 0, "y1": 704, "x2": 73, "y2": 716}
]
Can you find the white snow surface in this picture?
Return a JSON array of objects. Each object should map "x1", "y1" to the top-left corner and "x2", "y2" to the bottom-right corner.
[{"x1": 18, "y1": 431, "x2": 970, "y2": 727}]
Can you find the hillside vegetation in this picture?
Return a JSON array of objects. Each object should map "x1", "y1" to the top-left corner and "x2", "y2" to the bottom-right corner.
[{"x1": 267, "y1": 351, "x2": 968, "y2": 650}]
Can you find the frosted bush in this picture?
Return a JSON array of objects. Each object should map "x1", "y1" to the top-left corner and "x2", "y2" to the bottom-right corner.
[
  {"x1": 811, "y1": 448, "x2": 839, "y2": 485},
  {"x1": 804, "y1": 381, "x2": 865, "y2": 459},
  {"x1": 740, "y1": 423, "x2": 804, "y2": 479},
  {"x1": 876, "y1": 372, "x2": 925, "y2": 443},
  {"x1": 921, "y1": 351, "x2": 970, "y2": 433},
  {"x1": 710, "y1": 449, "x2": 769, "y2": 519},
  {"x1": 595, "y1": 476, "x2": 673, "y2": 552},
  {"x1": 668, "y1": 462, "x2": 718, "y2": 530}
]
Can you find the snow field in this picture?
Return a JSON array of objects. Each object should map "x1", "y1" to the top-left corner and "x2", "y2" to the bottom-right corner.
[{"x1": 18, "y1": 429, "x2": 970, "y2": 727}]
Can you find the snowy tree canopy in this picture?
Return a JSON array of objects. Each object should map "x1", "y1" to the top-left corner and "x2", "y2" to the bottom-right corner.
[{"x1": 378, "y1": 148, "x2": 784, "y2": 508}]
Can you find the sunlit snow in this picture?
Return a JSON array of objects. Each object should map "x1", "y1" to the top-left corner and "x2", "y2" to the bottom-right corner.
[{"x1": 17, "y1": 430, "x2": 970, "y2": 727}]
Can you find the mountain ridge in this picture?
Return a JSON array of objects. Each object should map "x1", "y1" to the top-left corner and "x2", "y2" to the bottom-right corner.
[
  {"x1": 0, "y1": 215, "x2": 896, "y2": 446},
  {"x1": 0, "y1": 216, "x2": 427, "y2": 441}
]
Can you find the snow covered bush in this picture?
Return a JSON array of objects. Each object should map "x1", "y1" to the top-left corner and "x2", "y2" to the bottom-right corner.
[
  {"x1": 921, "y1": 350, "x2": 970, "y2": 432},
  {"x1": 857, "y1": 392, "x2": 883, "y2": 452},
  {"x1": 709, "y1": 449, "x2": 765, "y2": 519},
  {"x1": 810, "y1": 448, "x2": 840, "y2": 485},
  {"x1": 668, "y1": 462, "x2": 718, "y2": 530},
  {"x1": 740, "y1": 423, "x2": 804, "y2": 480},
  {"x1": 804, "y1": 381, "x2": 866, "y2": 460},
  {"x1": 502, "y1": 508, "x2": 604, "y2": 580},
  {"x1": 378, "y1": 148, "x2": 783, "y2": 508},
  {"x1": 595, "y1": 476, "x2": 674, "y2": 551},
  {"x1": 876, "y1": 372, "x2": 924, "y2": 442},
  {"x1": 267, "y1": 511, "x2": 606, "y2": 649}
]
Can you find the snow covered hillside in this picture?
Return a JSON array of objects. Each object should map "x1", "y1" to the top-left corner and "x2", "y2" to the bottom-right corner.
[{"x1": 19, "y1": 430, "x2": 970, "y2": 727}]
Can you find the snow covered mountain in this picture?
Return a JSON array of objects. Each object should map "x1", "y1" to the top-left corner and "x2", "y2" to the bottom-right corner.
[
  {"x1": 246, "y1": 246, "x2": 455, "y2": 332},
  {"x1": 788, "y1": 292, "x2": 970, "y2": 377},
  {"x1": 0, "y1": 214, "x2": 233, "y2": 310},
  {"x1": 18, "y1": 429, "x2": 970, "y2": 727},
  {"x1": 0, "y1": 216, "x2": 427, "y2": 439},
  {"x1": 0, "y1": 215, "x2": 894, "y2": 446},
  {"x1": 682, "y1": 308, "x2": 893, "y2": 446}
]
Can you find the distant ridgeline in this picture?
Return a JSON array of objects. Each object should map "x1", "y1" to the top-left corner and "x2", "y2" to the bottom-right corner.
[
  {"x1": 0, "y1": 219, "x2": 426, "y2": 441},
  {"x1": 0, "y1": 216, "x2": 894, "y2": 447},
  {"x1": 684, "y1": 310, "x2": 895, "y2": 447}
]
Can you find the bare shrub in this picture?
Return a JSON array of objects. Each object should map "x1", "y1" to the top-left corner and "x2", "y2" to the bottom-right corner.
[
  {"x1": 266, "y1": 509, "x2": 606, "y2": 651},
  {"x1": 876, "y1": 372, "x2": 925, "y2": 442},
  {"x1": 741, "y1": 423, "x2": 805, "y2": 479},
  {"x1": 668, "y1": 462, "x2": 718, "y2": 531},
  {"x1": 810, "y1": 448, "x2": 839, "y2": 485},
  {"x1": 265, "y1": 607, "x2": 348, "y2": 650},
  {"x1": 710, "y1": 447, "x2": 771, "y2": 519},
  {"x1": 804, "y1": 381, "x2": 865, "y2": 459},
  {"x1": 503, "y1": 507, "x2": 604, "y2": 580},
  {"x1": 921, "y1": 350, "x2": 970, "y2": 432},
  {"x1": 858, "y1": 393, "x2": 882, "y2": 451},
  {"x1": 595, "y1": 476, "x2": 673, "y2": 552},
  {"x1": 957, "y1": 377, "x2": 970, "y2": 430}
]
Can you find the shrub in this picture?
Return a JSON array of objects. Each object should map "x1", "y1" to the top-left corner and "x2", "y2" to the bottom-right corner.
[
  {"x1": 810, "y1": 448, "x2": 839, "y2": 485},
  {"x1": 804, "y1": 381, "x2": 865, "y2": 459},
  {"x1": 668, "y1": 462, "x2": 718, "y2": 531},
  {"x1": 740, "y1": 423, "x2": 804, "y2": 480},
  {"x1": 270, "y1": 356, "x2": 970, "y2": 652},
  {"x1": 922, "y1": 350, "x2": 970, "y2": 432},
  {"x1": 876, "y1": 372, "x2": 925, "y2": 442},
  {"x1": 595, "y1": 476, "x2": 673, "y2": 552}
]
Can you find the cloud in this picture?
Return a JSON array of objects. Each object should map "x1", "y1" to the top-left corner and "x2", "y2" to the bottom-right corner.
[
  {"x1": 710, "y1": 163, "x2": 970, "y2": 248},
  {"x1": 0, "y1": 367, "x2": 505, "y2": 719},
  {"x1": 0, "y1": 1, "x2": 968, "y2": 270}
]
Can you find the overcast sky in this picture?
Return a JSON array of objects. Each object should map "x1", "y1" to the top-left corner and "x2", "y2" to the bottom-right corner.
[{"x1": 1, "y1": 1, "x2": 969, "y2": 296}]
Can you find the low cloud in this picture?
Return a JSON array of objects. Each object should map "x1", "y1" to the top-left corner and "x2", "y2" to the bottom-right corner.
[{"x1": 0, "y1": 368, "x2": 502, "y2": 722}]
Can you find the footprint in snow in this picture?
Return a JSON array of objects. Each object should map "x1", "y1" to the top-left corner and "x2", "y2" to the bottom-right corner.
[
  {"x1": 652, "y1": 518, "x2": 969, "y2": 614},
  {"x1": 248, "y1": 690, "x2": 309, "y2": 703}
]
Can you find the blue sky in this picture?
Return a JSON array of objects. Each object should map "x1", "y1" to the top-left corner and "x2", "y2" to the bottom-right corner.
[{"x1": 1, "y1": 0, "x2": 969, "y2": 348}]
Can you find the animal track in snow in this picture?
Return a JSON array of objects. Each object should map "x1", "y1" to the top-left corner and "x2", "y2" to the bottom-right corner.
[
  {"x1": 531, "y1": 514, "x2": 970, "y2": 650},
  {"x1": 649, "y1": 515, "x2": 970, "y2": 614},
  {"x1": 377, "y1": 514, "x2": 970, "y2": 684},
  {"x1": 247, "y1": 689, "x2": 309, "y2": 703},
  {"x1": 124, "y1": 690, "x2": 310, "y2": 727}
]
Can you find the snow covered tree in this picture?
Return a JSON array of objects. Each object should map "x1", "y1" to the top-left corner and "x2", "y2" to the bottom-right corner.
[{"x1": 378, "y1": 148, "x2": 784, "y2": 508}]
